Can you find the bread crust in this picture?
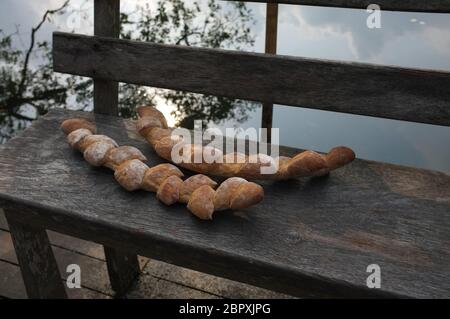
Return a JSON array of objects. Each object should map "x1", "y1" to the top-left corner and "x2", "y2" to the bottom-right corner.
[
  {"x1": 61, "y1": 118, "x2": 264, "y2": 220},
  {"x1": 136, "y1": 106, "x2": 356, "y2": 180}
]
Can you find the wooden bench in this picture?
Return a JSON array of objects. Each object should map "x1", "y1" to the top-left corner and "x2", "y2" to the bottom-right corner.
[{"x1": 1, "y1": 0, "x2": 450, "y2": 298}]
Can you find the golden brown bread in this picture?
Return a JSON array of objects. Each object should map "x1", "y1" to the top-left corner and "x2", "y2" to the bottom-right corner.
[
  {"x1": 136, "y1": 106, "x2": 356, "y2": 180},
  {"x1": 157, "y1": 175, "x2": 183, "y2": 205},
  {"x1": 61, "y1": 118, "x2": 97, "y2": 135},
  {"x1": 60, "y1": 118, "x2": 264, "y2": 220},
  {"x1": 104, "y1": 146, "x2": 147, "y2": 170},
  {"x1": 141, "y1": 163, "x2": 184, "y2": 192},
  {"x1": 187, "y1": 185, "x2": 216, "y2": 220}
]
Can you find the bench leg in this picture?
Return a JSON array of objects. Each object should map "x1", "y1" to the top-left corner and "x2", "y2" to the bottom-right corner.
[
  {"x1": 104, "y1": 246, "x2": 140, "y2": 297},
  {"x1": 4, "y1": 209, "x2": 67, "y2": 299}
]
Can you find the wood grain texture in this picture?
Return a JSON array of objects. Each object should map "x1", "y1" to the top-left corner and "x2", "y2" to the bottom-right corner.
[
  {"x1": 261, "y1": 3, "x2": 278, "y2": 141},
  {"x1": 265, "y1": 3, "x2": 278, "y2": 55},
  {"x1": 53, "y1": 32, "x2": 450, "y2": 126},
  {"x1": 94, "y1": 0, "x2": 120, "y2": 37},
  {"x1": 93, "y1": 0, "x2": 119, "y2": 115},
  {"x1": 4, "y1": 210, "x2": 67, "y2": 299},
  {"x1": 1, "y1": 109, "x2": 450, "y2": 298},
  {"x1": 93, "y1": 1, "x2": 140, "y2": 296},
  {"x1": 104, "y1": 246, "x2": 140, "y2": 297},
  {"x1": 222, "y1": 0, "x2": 450, "y2": 13},
  {"x1": 0, "y1": 231, "x2": 112, "y2": 299},
  {"x1": 94, "y1": 80, "x2": 119, "y2": 116},
  {"x1": 143, "y1": 259, "x2": 292, "y2": 299},
  {"x1": 1, "y1": 209, "x2": 106, "y2": 260},
  {"x1": 2, "y1": 228, "x2": 281, "y2": 299}
]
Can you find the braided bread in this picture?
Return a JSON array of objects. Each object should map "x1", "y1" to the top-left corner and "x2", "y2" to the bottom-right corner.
[
  {"x1": 136, "y1": 106, "x2": 356, "y2": 180},
  {"x1": 61, "y1": 118, "x2": 264, "y2": 220}
]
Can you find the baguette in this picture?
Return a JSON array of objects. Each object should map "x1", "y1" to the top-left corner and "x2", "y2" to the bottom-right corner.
[
  {"x1": 61, "y1": 118, "x2": 263, "y2": 220},
  {"x1": 136, "y1": 106, "x2": 355, "y2": 180}
]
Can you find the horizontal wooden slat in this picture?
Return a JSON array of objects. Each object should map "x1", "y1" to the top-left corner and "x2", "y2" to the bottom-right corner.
[
  {"x1": 222, "y1": 0, "x2": 450, "y2": 13},
  {"x1": 53, "y1": 32, "x2": 450, "y2": 126},
  {"x1": 2, "y1": 109, "x2": 450, "y2": 298}
]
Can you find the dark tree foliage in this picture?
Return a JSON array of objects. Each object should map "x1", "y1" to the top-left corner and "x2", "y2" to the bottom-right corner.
[
  {"x1": 0, "y1": 1, "x2": 75, "y2": 143},
  {"x1": 0, "y1": 0, "x2": 256, "y2": 143},
  {"x1": 120, "y1": 0, "x2": 257, "y2": 128}
]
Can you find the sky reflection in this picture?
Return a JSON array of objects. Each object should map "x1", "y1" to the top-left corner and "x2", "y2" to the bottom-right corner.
[{"x1": 1, "y1": 0, "x2": 450, "y2": 172}]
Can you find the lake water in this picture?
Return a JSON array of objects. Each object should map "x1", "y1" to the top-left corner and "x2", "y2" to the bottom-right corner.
[{"x1": 1, "y1": 0, "x2": 450, "y2": 172}]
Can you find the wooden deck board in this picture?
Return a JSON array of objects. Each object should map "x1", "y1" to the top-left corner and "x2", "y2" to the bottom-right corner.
[
  {"x1": 2, "y1": 208, "x2": 105, "y2": 260},
  {"x1": 143, "y1": 259, "x2": 293, "y2": 299},
  {"x1": 0, "y1": 212, "x2": 289, "y2": 299},
  {"x1": 126, "y1": 272, "x2": 222, "y2": 299},
  {"x1": 0, "y1": 254, "x2": 111, "y2": 299},
  {"x1": 1, "y1": 109, "x2": 449, "y2": 298},
  {"x1": 0, "y1": 229, "x2": 114, "y2": 295}
]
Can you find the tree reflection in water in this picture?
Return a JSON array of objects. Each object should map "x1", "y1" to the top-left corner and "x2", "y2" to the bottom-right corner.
[{"x1": 0, "y1": 0, "x2": 257, "y2": 143}]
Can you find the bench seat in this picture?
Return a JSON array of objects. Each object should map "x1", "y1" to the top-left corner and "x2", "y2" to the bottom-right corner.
[{"x1": 1, "y1": 109, "x2": 449, "y2": 298}]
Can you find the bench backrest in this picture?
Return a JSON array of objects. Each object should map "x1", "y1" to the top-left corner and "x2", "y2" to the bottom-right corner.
[{"x1": 53, "y1": 0, "x2": 450, "y2": 127}]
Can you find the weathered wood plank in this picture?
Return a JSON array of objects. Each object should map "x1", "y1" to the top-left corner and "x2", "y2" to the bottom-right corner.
[
  {"x1": 93, "y1": 0, "x2": 119, "y2": 115},
  {"x1": 1, "y1": 208, "x2": 105, "y2": 260},
  {"x1": 104, "y1": 246, "x2": 141, "y2": 297},
  {"x1": 0, "y1": 261, "x2": 28, "y2": 299},
  {"x1": 0, "y1": 209, "x2": 8, "y2": 230},
  {"x1": 143, "y1": 259, "x2": 293, "y2": 299},
  {"x1": 93, "y1": 0, "x2": 141, "y2": 296},
  {"x1": 2, "y1": 228, "x2": 266, "y2": 299},
  {"x1": 0, "y1": 259, "x2": 111, "y2": 299},
  {"x1": 4, "y1": 210, "x2": 67, "y2": 299},
  {"x1": 47, "y1": 231, "x2": 106, "y2": 261},
  {"x1": 127, "y1": 271, "x2": 221, "y2": 299},
  {"x1": 53, "y1": 32, "x2": 450, "y2": 126},
  {"x1": 94, "y1": 80, "x2": 119, "y2": 116},
  {"x1": 129, "y1": 278, "x2": 221, "y2": 299},
  {"x1": 0, "y1": 230, "x2": 17, "y2": 262},
  {"x1": 222, "y1": 0, "x2": 450, "y2": 13},
  {"x1": 0, "y1": 229, "x2": 146, "y2": 297},
  {"x1": 0, "y1": 229, "x2": 111, "y2": 294},
  {"x1": 0, "y1": 255, "x2": 219, "y2": 299},
  {"x1": 261, "y1": 3, "x2": 278, "y2": 142},
  {"x1": 1, "y1": 109, "x2": 450, "y2": 298}
]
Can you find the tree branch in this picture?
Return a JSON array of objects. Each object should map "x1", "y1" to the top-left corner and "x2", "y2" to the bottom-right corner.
[
  {"x1": 17, "y1": 0, "x2": 69, "y2": 96},
  {"x1": 0, "y1": 87, "x2": 67, "y2": 112}
]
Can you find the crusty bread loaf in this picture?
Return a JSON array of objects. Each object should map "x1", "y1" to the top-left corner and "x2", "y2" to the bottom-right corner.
[
  {"x1": 61, "y1": 118, "x2": 263, "y2": 220},
  {"x1": 136, "y1": 106, "x2": 356, "y2": 180}
]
